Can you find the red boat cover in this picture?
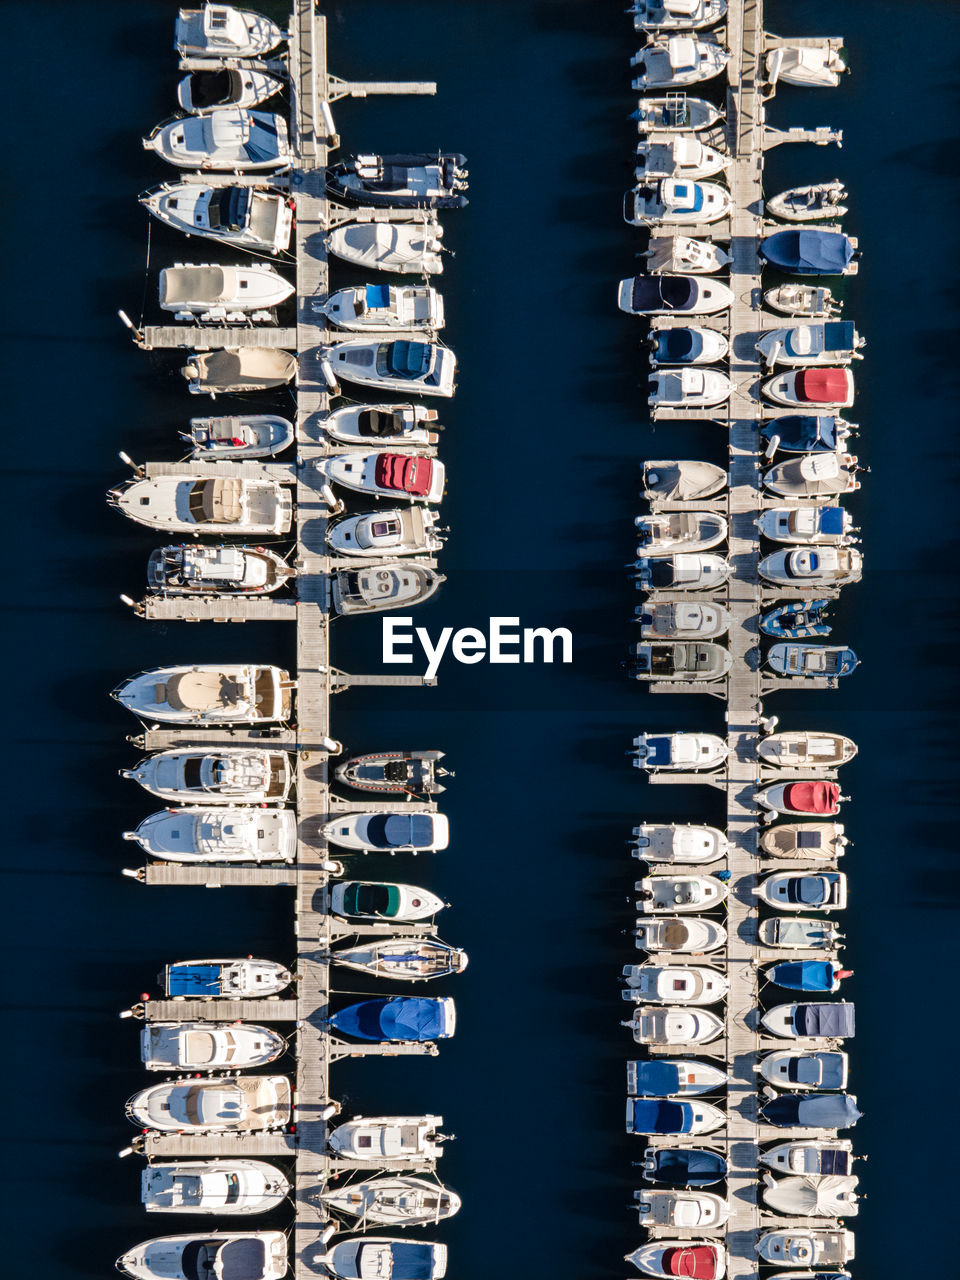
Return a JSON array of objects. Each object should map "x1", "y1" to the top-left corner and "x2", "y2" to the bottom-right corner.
[
  {"x1": 374, "y1": 453, "x2": 434, "y2": 496},
  {"x1": 784, "y1": 781, "x2": 840, "y2": 814},
  {"x1": 795, "y1": 367, "x2": 850, "y2": 404},
  {"x1": 663, "y1": 1247, "x2": 719, "y2": 1280}
]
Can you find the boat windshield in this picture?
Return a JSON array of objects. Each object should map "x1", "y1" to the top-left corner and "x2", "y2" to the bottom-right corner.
[
  {"x1": 344, "y1": 883, "x2": 399, "y2": 916},
  {"x1": 244, "y1": 116, "x2": 280, "y2": 163},
  {"x1": 376, "y1": 341, "x2": 432, "y2": 379},
  {"x1": 207, "y1": 186, "x2": 250, "y2": 232}
]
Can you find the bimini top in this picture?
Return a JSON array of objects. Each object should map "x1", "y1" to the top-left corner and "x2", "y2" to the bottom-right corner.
[
  {"x1": 662, "y1": 1246, "x2": 721, "y2": 1279},
  {"x1": 794, "y1": 368, "x2": 852, "y2": 405},
  {"x1": 374, "y1": 454, "x2": 435, "y2": 497},
  {"x1": 761, "y1": 230, "x2": 855, "y2": 273},
  {"x1": 330, "y1": 997, "x2": 448, "y2": 1042},
  {"x1": 794, "y1": 1003, "x2": 856, "y2": 1038},
  {"x1": 784, "y1": 781, "x2": 840, "y2": 814},
  {"x1": 785, "y1": 320, "x2": 856, "y2": 357},
  {"x1": 658, "y1": 329, "x2": 702, "y2": 361},
  {"x1": 649, "y1": 1148, "x2": 727, "y2": 1186},
  {"x1": 632, "y1": 1061, "x2": 687, "y2": 1096},
  {"x1": 768, "y1": 961, "x2": 840, "y2": 992},
  {"x1": 630, "y1": 1100, "x2": 695, "y2": 1134},
  {"x1": 357, "y1": 1242, "x2": 437, "y2": 1279},
  {"x1": 632, "y1": 275, "x2": 698, "y2": 310},
  {"x1": 182, "y1": 1239, "x2": 264, "y2": 1280},
  {"x1": 761, "y1": 1092, "x2": 862, "y2": 1128},
  {"x1": 364, "y1": 814, "x2": 436, "y2": 848},
  {"x1": 762, "y1": 415, "x2": 842, "y2": 451}
]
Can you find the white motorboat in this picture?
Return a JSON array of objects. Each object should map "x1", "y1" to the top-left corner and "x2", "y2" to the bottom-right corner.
[
  {"x1": 140, "y1": 1022, "x2": 286, "y2": 1070},
  {"x1": 757, "y1": 918, "x2": 843, "y2": 951},
  {"x1": 636, "y1": 874, "x2": 729, "y2": 912},
  {"x1": 631, "y1": 823, "x2": 728, "y2": 864},
  {"x1": 628, "y1": 1058, "x2": 728, "y2": 1096},
  {"x1": 760, "y1": 1138, "x2": 853, "y2": 1175},
  {"x1": 634, "y1": 916, "x2": 727, "y2": 953},
  {"x1": 178, "y1": 67, "x2": 283, "y2": 114},
  {"x1": 124, "y1": 749, "x2": 292, "y2": 805},
  {"x1": 328, "y1": 1116, "x2": 448, "y2": 1162},
  {"x1": 756, "y1": 322, "x2": 863, "y2": 369},
  {"x1": 320, "y1": 284, "x2": 444, "y2": 331},
  {"x1": 633, "y1": 95, "x2": 723, "y2": 132},
  {"x1": 630, "y1": 0, "x2": 727, "y2": 31},
  {"x1": 111, "y1": 664, "x2": 293, "y2": 726},
  {"x1": 322, "y1": 811, "x2": 449, "y2": 853},
  {"x1": 649, "y1": 367, "x2": 732, "y2": 407},
  {"x1": 758, "y1": 546, "x2": 863, "y2": 586},
  {"x1": 108, "y1": 473, "x2": 293, "y2": 535},
  {"x1": 140, "y1": 182, "x2": 293, "y2": 253},
  {"x1": 332, "y1": 563, "x2": 444, "y2": 616},
  {"x1": 762, "y1": 1174, "x2": 859, "y2": 1218},
  {"x1": 626, "y1": 1097, "x2": 727, "y2": 1135},
  {"x1": 326, "y1": 219, "x2": 444, "y2": 274},
  {"x1": 758, "y1": 733, "x2": 857, "y2": 770},
  {"x1": 632, "y1": 36, "x2": 731, "y2": 87},
  {"x1": 643, "y1": 234, "x2": 731, "y2": 274},
  {"x1": 319, "y1": 1238, "x2": 446, "y2": 1279},
  {"x1": 632, "y1": 554, "x2": 732, "y2": 591},
  {"x1": 648, "y1": 324, "x2": 728, "y2": 365},
  {"x1": 635, "y1": 1190, "x2": 729, "y2": 1232},
  {"x1": 758, "y1": 506, "x2": 856, "y2": 546},
  {"x1": 332, "y1": 938, "x2": 468, "y2": 981},
  {"x1": 766, "y1": 182, "x2": 848, "y2": 223},
  {"x1": 766, "y1": 44, "x2": 848, "y2": 88},
  {"x1": 330, "y1": 881, "x2": 446, "y2": 922},
  {"x1": 162, "y1": 958, "x2": 292, "y2": 999},
  {"x1": 627, "y1": 1242, "x2": 726, "y2": 1279},
  {"x1": 335, "y1": 750, "x2": 450, "y2": 798},
  {"x1": 117, "y1": 1231, "x2": 287, "y2": 1280},
  {"x1": 755, "y1": 872, "x2": 848, "y2": 911},
  {"x1": 181, "y1": 349, "x2": 297, "y2": 395},
  {"x1": 760, "y1": 1002, "x2": 856, "y2": 1041},
  {"x1": 142, "y1": 1160, "x2": 289, "y2": 1214},
  {"x1": 643, "y1": 459, "x2": 727, "y2": 501},
  {"x1": 767, "y1": 644, "x2": 859, "y2": 679},
  {"x1": 636, "y1": 135, "x2": 729, "y2": 180},
  {"x1": 320, "y1": 1175, "x2": 461, "y2": 1227},
  {"x1": 126, "y1": 1075, "x2": 291, "y2": 1132},
  {"x1": 146, "y1": 545, "x2": 293, "y2": 597},
  {"x1": 159, "y1": 263, "x2": 293, "y2": 321},
  {"x1": 632, "y1": 733, "x2": 729, "y2": 773},
  {"x1": 635, "y1": 512, "x2": 727, "y2": 556},
  {"x1": 623, "y1": 963, "x2": 729, "y2": 1004},
  {"x1": 635, "y1": 601, "x2": 731, "y2": 640},
  {"x1": 316, "y1": 451, "x2": 445, "y2": 504},
  {"x1": 763, "y1": 367, "x2": 855, "y2": 408},
  {"x1": 759, "y1": 1050, "x2": 849, "y2": 1092},
  {"x1": 326, "y1": 153, "x2": 468, "y2": 209},
  {"x1": 620, "y1": 274, "x2": 732, "y2": 315},
  {"x1": 763, "y1": 452, "x2": 860, "y2": 497},
  {"x1": 630, "y1": 642, "x2": 731, "y2": 682},
  {"x1": 760, "y1": 823, "x2": 849, "y2": 861},
  {"x1": 143, "y1": 110, "x2": 291, "y2": 170},
  {"x1": 623, "y1": 1007, "x2": 725, "y2": 1046},
  {"x1": 626, "y1": 178, "x2": 732, "y2": 226},
  {"x1": 321, "y1": 403, "x2": 439, "y2": 448},
  {"x1": 756, "y1": 1229, "x2": 854, "y2": 1268},
  {"x1": 322, "y1": 339, "x2": 456, "y2": 397},
  {"x1": 175, "y1": 5, "x2": 284, "y2": 58},
  {"x1": 327, "y1": 508, "x2": 445, "y2": 558},
  {"x1": 124, "y1": 806, "x2": 297, "y2": 864},
  {"x1": 186, "y1": 415, "x2": 294, "y2": 460},
  {"x1": 764, "y1": 285, "x2": 841, "y2": 317}
]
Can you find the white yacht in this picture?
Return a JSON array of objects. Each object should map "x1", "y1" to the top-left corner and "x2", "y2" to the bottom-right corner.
[
  {"x1": 643, "y1": 233, "x2": 731, "y2": 273},
  {"x1": 626, "y1": 178, "x2": 732, "y2": 225},
  {"x1": 316, "y1": 451, "x2": 445, "y2": 504},
  {"x1": 632, "y1": 822, "x2": 728, "y2": 864},
  {"x1": 319, "y1": 1239, "x2": 446, "y2": 1279},
  {"x1": 766, "y1": 43, "x2": 847, "y2": 88},
  {"x1": 758, "y1": 546, "x2": 863, "y2": 586},
  {"x1": 320, "y1": 1176, "x2": 461, "y2": 1227},
  {"x1": 126, "y1": 1075, "x2": 291, "y2": 1132},
  {"x1": 634, "y1": 1190, "x2": 729, "y2": 1232},
  {"x1": 634, "y1": 600, "x2": 730, "y2": 640},
  {"x1": 634, "y1": 917, "x2": 727, "y2": 953},
  {"x1": 756, "y1": 322, "x2": 864, "y2": 368},
  {"x1": 759, "y1": 1050, "x2": 849, "y2": 1092},
  {"x1": 764, "y1": 284, "x2": 840, "y2": 317},
  {"x1": 328, "y1": 1116, "x2": 448, "y2": 1162},
  {"x1": 143, "y1": 110, "x2": 290, "y2": 170},
  {"x1": 330, "y1": 881, "x2": 446, "y2": 923},
  {"x1": 758, "y1": 733, "x2": 857, "y2": 770},
  {"x1": 327, "y1": 507, "x2": 445, "y2": 558},
  {"x1": 763, "y1": 452, "x2": 860, "y2": 498},
  {"x1": 756, "y1": 1230, "x2": 854, "y2": 1268},
  {"x1": 332, "y1": 938, "x2": 468, "y2": 981},
  {"x1": 332, "y1": 564, "x2": 445, "y2": 616},
  {"x1": 623, "y1": 1007, "x2": 724, "y2": 1046},
  {"x1": 635, "y1": 511, "x2": 728, "y2": 554},
  {"x1": 159, "y1": 263, "x2": 293, "y2": 321},
  {"x1": 182, "y1": 349, "x2": 296, "y2": 395},
  {"x1": 757, "y1": 918, "x2": 844, "y2": 951},
  {"x1": 322, "y1": 339, "x2": 456, "y2": 397},
  {"x1": 630, "y1": 0, "x2": 727, "y2": 30},
  {"x1": 627, "y1": 1098, "x2": 727, "y2": 1136},
  {"x1": 623, "y1": 963, "x2": 729, "y2": 1004},
  {"x1": 760, "y1": 1138, "x2": 854, "y2": 1175},
  {"x1": 631, "y1": 36, "x2": 730, "y2": 88},
  {"x1": 320, "y1": 284, "x2": 444, "y2": 331},
  {"x1": 108, "y1": 473, "x2": 293, "y2": 534},
  {"x1": 124, "y1": 749, "x2": 293, "y2": 804},
  {"x1": 146, "y1": 545, "x2": 293, "y2": 596},
  {"x1": 175, "y1": 6, "x2": 284, "y2": 58},
  {"x1": 632, "y1": 553, "x2": 732, "y2": 591},
  {"x1": 140, "y1": 1022, "x2": 286, "y2": 1070},
  {"x1": 123, "y1": 806, "x2": 297, "y2": 863},
  {"x1": 759, "y1": 822, "x2": 849, "y2": 860},
  {"x1": 758, "y1": 506, "x2": 856, "y2": 545},
  {"x1": 627, "y1": 1242, "x2": 726, "y2": 1279},
  {"x1": 140, "y1": 182, "x2": 293, "y2": 253},
  {"x1": 322, "y1": 811, "x2": 449, "y2": 853},
  {"x1": 186, "y1": 415, "x2": 293, "y2": 459},
  {"x1": 619, "y1": 273, "x2": 733, "y2": 315},
  {"x1": 117, "y1": 1231, "x2": 287, "y2": 1280},
  {"x1": 632, "y1": 732, "x2": 729, "y2": 772},
  {"x1": 326, "y1": 220, "x2": 444, "y2": 274},
  {"x1": 111, "y1": 664, "x2": 293, "y2": 725},
  {"x1": 142, "y1": 1160, "x2": 289, "y2": 1214},
  {"x1": 755, "y1": 871, "x2": 848, "y2": 911},
  {"x1": 762, "y1": 1174, "x2": 859, "y2": 1218},
  {"x1": 321, "y1": 403, "x2": 439, "y2": 448},
  {"x1": 649, "y1": 368, "x2": 732, "y2": 407},
  {"x1": 162, "y1": 958, "x2": 292, "y2": 999},
  {"x1": 633, "y1": 95, "x2": 723, "y2": 132},
  {"x1": 628, "y1": 1059, "x2": 728, "y2": 1096},
  {"x1": 630, "y1": 641, "x2": 731, "y2": 682},
  {"x1": 763, "y1": 367, "x2": 855, "y2": 409},
  {"x1": 636, "y1": 874, "x2": 729, "y2": 912},
  {"x1": 648, "y1": 324, "x2": 728, "y2": 365},
  {"x1": 178, "y1": 67, "x2": 283, "y2": 114},
  {"x1": 760, "y1": 1001, "x2": 856, "y2": 1040},
  {"x1": 636, "y1": 134, "x2": 729, "y2": 180}
]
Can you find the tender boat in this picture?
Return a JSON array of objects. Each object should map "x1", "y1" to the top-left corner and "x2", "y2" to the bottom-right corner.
[
  {"x1": 648, "y1": 324, "x2": 728, "y2": 365},
  {"x1": 756, "y1": 1230, "x2": 855, "y2": 1268},
  {"x1": 318, "y1": 1238, "x2": 447, "y2": 1280},
  {"x1": 649, "y1": 368, "x2": 732, "y2": 407},
  {"x1": 635, "y1": 601, "x2": 731, "y2": 640},
  {"x1": 760, "y1": 1138, "x2": 854, "y2": 1176},
  {"x1": 764, "y1": 285, "x2": 841, "y2": 317},
  {"x1": 328, "y1": 1116, "x2": 448, "y2": 1163},
  {"x1": 320, "y1": 284, "x2": 444, "y2": 332},
  {"x1": 123, "y1": 805, "x2": 297, "y2": 864},
  {"x1": 322, "y1": 811, "x2": 449, "y2": 852},
  {"x1": 619, "y1": 274, "x2": 734, "y2": 315},
  {"x1": 178, "y1": 67, "x2": 283, "y2": 114},
  {"x1": 317, "y1": 451, "x2": 445, "y2": 504},
  {"x1": 117, "y1": 1231, "x2": 287, "y2": 1280},
  {"x1": 757, "y1": 780, "x2": 843, "y2": 819},
  {"x1": 143, "y1": 110, "x2": 291, "y2": 170},
  {"x1": 331, "y1": 563, "x2": 445, "y2": 616},
  {"x1": 181, "y1": 348, "x2": 296, "y2": 396},
  {"x1": 635, "y1": 1189, "x2": 729, "y2": 1231},
  {"x1": 760, "y1": 230, "x2": 858, "y2": 276},
  {"x1": 758, "y1": 918, "x2": 843, "y2": 951},
  {"x1": 626, "y1": 1098, "x2": 726, "y2": 1136},
  {"x1": 622, "y1": 1007, "x2": 725, "y2": 1046},
  {"x1": 762, "y1": 1174, "x2": 859, "y2": 1218},
  {"x1": 760, "y1": 1002, "x2": 856, "y2": 1041},
  {"x1": 126, "y1": 1075, "x2": 291, "y2": 1132},
  {"x1": 758, "y1": 732, "x2": 857, "y2": 769},
  {"x1": 123, "y1": 748, "x2": 293, "y2": 805},
  {"x1": 631, "y1": 822, "x2": 728, "y2": 864},
  {"x1": 185, "y1": 415, "x2": 294, "y2": 459},
  {"x1": 108, "y1": 473, "x2": 293, "y2": 535},
  {"x1": 147, "y1": 545, "x2": 294, "y2": 597},
  {"x1": 764, "y1": 960, "x2": 851, "y2": 993},
  {"x1": 760, "y1": 600, "x2": 832, "y2": 640},
  {"x1": 326, "y1": 219, "x2": 444, "y2": 274},
  {"x1": 755, "y1": 871, "x2": 848, "y2": 911},
  {"x1": 161, "y1": 958, "x2": 292, "y2": 999},
  {"x1": 633, "y1": 95, "x2": 723, "y2": 132},
  {"x1": 759, "y1": 546, "x2": 862, "y2": 586},
  {"x1": 636, "y1": 135, "x2": 729, "y2": 180},
  {"x1": 629, "y1": 0, "x2": 728, "y2": 31},
  {"x1": 112, "y1": 665, "x2": 293, "y2": 726},
  {"x1": 336, "y1": 750, "x2": 450, "y2": 797},
  {"x1": 322, "y1": 339, "x2": 456, "y2": 397},
  {"x1": 628, "y1": 1059, "x2": 728, "y2": 1096},
  {"x1": 329, "y1": 996, "x2": 456, "y2": 1043},
  {"x1": 159, "y1": 263, "x2": 293, "y2": 320},
  {"x1": 330, "y1": 881, "x2": 446, "y2": 923},
  {"x1": 758, "y1": 507, "x2": 855, "y2": 545},
  {"x1": 627, "y1": 1242, "x2": 726, "y2": 1278},
  {"x1": 643, "y1": 233, "x2": 731, "y2": 274},
  {"x1": 766, "y1": 43, "x2": 848, "y2": 88},
  {"x1": 767, "y1": 644, "x2": 859, "y2": 679},
  {"x1": 756, "y1": 322, "x2": 864, "y2": 369},
  {"x1": 760, "y1": 1091, "x2": 861, "y2": 1130},
  {"x1": 326, "y1": 154, "x2": 468, "y2": 209},
  {"x1": 632, "y1": 554, "x2": 732, "y2": 591},
  {"x1": 644, "y1": 459, "x2": 726, "y2": 501},
  {"x1": 332, "y1": 938, "x2": 467, "y2": 981},
  {"x1": 142, "y1": 1160, "x2": 289, "y2": 1214},
  {"x1": 175, "y1": 5, "x2": 284, "y2": 58},
  {"x1": 759, "y1": 1049, "x2": 849, "y2": 1091},
  {"x1": 321, "y1": 404, "x2": 439, "y2": 449},
  {"x1": 632, "y1": 733, "x2": 729, "y2": 773},
  {"x1": 626, "y1": 178, "x2": 732, "y2": 225},
  {"x1": 763, "y1": 367, "x2": 855, "y2": 409},
  {"x1": 140, "y1": 1022, "x2": 286, "y2": 1070},
  {"x1": 623, "y1": 963, "x2": 729, "y2": 1004},
  {"x1": 639, "y1": 1148, "x2": 727, "y2": 1186},
  {"x1": 633, "y1": 917, "x2": 727, "y2": 953},
  {"x1": 320, "y1": 1175, "x2": 461, "y2": 1227},
  {"x1": 759, "y1": 823, "x2": 849, "y2": 860},
  {"x1": 327, "y1": 508, "x2": 445, "y2": 559},
  {"x1": 140, "y1": 182, "x2": 293, "y2": 253},
  {"x1": 630, "y1": 642, "x2": 731, "y2": 682},
  {"x1": 763, "y1": 452, "x2": 860, "y2": 497},
  {"x1": 766, "y1": 182, "x2": 848, "y2": 223},
  {"x1": 636, "y1": 874, "x2": 729, "y2": 912},
  {"x1": 631, "y1": 36, "x2": 731, "y2": 88},
  {"x1": 760, "y1": 415, "x2": 853, "y2": 454}
]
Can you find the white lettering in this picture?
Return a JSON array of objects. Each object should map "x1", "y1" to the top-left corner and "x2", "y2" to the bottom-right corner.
[
  {"x1": 417, "y1": 626, "x2": 453, "y2": 680},
  {"x1": 451, "y1": 627, "x2": 487, "y2": 665},
  {"x1": 382, "y1": 617, "x2": 414, "y2": 664},
  {"x1": 523, "y1": 627, "x2": 573, "y2": 664},
  {"x1": 489, "y1": 616, "x2": 521, "y2": 664}
]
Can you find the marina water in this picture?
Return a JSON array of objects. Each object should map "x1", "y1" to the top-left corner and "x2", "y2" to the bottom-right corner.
[{"x1": 2, "y1": 0, "x2": 958, "y2": 1274}]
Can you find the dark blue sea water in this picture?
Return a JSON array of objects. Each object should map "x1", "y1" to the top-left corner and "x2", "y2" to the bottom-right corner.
[{"x1": 2, "y1": 0, "x2": 959, "y2": 1275}]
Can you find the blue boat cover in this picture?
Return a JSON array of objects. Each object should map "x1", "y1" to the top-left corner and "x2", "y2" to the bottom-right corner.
[
  {"x1": 659, "y1": 329, "x2": 700, "y2": 362},
  {"x1": 631, "y1": 1099, "x2": 692, "y2": 1134},
  {"x1": 166, "y1": 964, "x2": 222, "y2": 996},
  {"x1": 761, "y1": 1092, "x2": 862, "y2": 1128},
  {"x1": 819, "y1": 507, "x2": 845, "y2": 535},
  {"x1": 331, "y1": 996, "x2": 448, "y2": 1042},
  {"x1": 823, "y1": 321, "x2": 855, "y2": 350},
  {"x1": 365, "y1": 284, "x2": 391, "y2": 308},
  {"x1": 652, "y1": 1148, "x2": 726, "y2": 1186},
  {"x1": 357, "y1": 1243, "x2": 436, "y2": 1279},
  {"x1": 761, "y1": 230, "x2": 855, "y2": 274},
  {"x1": 642, "y1": 736, "x2": 673, "y2": 767},
  {"x1": 794, "y1": 1003, "x2": 855, "y2": 1037},
  {"x1": 667, "y1": 181, "x2": 704, "y2": 213},
  {"x1": 365, "y1": 814, "x2": 435, "y2": 847},
  {"x1": 181, "y1": 1239, "x2": 265, "y2": 1280},
  {"x1": 632, "y1": 1061, "x2": 683, "y2": 1096},
  {"x1": 770, "y1": 961, "x2": 836, "y2": 991}
]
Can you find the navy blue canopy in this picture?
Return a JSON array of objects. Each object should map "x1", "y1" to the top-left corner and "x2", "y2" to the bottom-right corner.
[
  {"x1": 630, "y1": 1100, "x2": 693, "y2": 1134},
  {"x1": 365, "y1": 814, "x2": 435, "y2": 848},
  {"x1": 182, "y1": 1240, "x2": 265, "y2": 1280},
  {"x1": 365, "y1": 283, "x2": 391, "y2": 309},
  {"x1": 760, "y1": 1092, "x2": 862, "y2": 1128},
  {"x1": 822, "y1": 321, "x2": 855, "y2": 350},
  {"x1": 357, "y1": 1243, "x2": 437, "y2": 1279},
  {"x1": 631, "y1": 1061, "x2": 683, "y2": 1096},
  {"x1": 166, "y1": 964, "x2": 222, "y2": 996},
  {"x1": 655, "y1": 329, "x2": 701, "y2": 362},
  {"x1": 630, "y1": 275, "x2": 697, "y2": 312},
  {"x1": 648, "y1": 1148, "x2": 727, "y2": 1186},
  {"x1": 769, "y1": 961, "x2": 836, "y2": 991},
  {"x1": 761, "y1": 415, "x2": 838, "y2": 452},
  {"x1": 761, "y1": 230, "x2": 856, "y2": 275},
  {"x1": 640, "y1": 735, "x2": 673, "y2": 766},
  {"x1": 819, "y1": 507, "x2": 845, "y2": 535},
  {"x1": 330, "y1": 996, "x2": 449, "y2": 1042},
  {"x1": 794, "y1": 1003, "x2": 856, "y2": 1038}
]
